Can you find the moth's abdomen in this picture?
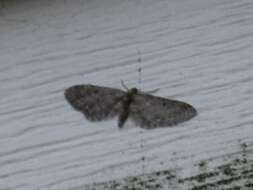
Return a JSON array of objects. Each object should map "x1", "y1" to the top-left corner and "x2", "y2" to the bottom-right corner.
[{"x1": 117, "y1": 93, "x2": 134, "y2": 128}]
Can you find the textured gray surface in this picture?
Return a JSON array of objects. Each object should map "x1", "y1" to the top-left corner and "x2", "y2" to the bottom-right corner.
[{"x1": 0, "y1": 0, "x2": 253, "y2": 189}]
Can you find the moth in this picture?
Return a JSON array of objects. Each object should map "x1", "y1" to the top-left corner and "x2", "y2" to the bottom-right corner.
[{"x1": 64, "y1": 84, "x2": 197, "y2": 129}]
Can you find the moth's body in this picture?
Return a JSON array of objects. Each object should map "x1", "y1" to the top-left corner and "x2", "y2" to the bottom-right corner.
[
  {"x1": 64, "y1": 84, "x2": 197, "y2": 129},
  {"x1": 118, "y1": 88, "x2": 138, "y2": 128}
]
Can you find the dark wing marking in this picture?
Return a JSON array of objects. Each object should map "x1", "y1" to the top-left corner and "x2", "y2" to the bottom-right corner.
[
  {"x1": 129, "y1": 93, "x2": 197, "y2": 129},
  {"x1": 64, "y1": 84, "x2": 125, "y2": 121}
]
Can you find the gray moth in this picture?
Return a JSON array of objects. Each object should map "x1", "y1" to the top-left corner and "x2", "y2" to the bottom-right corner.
[{"x1": 64, "y1": 84, "x2": 197, "y2": 129}]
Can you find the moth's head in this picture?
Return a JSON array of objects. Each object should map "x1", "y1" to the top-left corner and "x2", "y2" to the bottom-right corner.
[{"x1": 129, "y1": 88, "x2": 138, "y2": 95}]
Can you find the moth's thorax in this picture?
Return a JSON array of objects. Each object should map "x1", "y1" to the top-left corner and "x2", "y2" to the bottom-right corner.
[{"x1": 128, "y1": 88, "x2": 138, "y2": 95}]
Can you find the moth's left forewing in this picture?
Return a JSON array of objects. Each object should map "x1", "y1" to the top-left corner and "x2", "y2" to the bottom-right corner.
[{"x1": 129, "y1": 93, "x2": 197, "y2": 129}]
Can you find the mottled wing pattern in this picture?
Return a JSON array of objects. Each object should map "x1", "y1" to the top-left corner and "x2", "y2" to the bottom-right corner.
[
  {"x1": 64, "y1": 84, "x2": 125, "y2": 121},
  {"x1": 129, "y1": 93, "x2": 197, "y2": 129}
]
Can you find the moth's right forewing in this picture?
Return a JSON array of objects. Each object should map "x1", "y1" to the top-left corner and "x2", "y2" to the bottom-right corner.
[
  {"x1": 65, "y1": 85, "x2": 125, "y2": 121},
  {"x1": 129, "y1": 94, "x2": 197, "y2": 128}
]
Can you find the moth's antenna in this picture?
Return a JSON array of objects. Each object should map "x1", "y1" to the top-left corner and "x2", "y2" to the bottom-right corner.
[
  {"x1": 121, "y1": 80, "x2": 129, "y2": 91},
  {"x1": 145, "y1": 88, "x2": 159, "y2": 94}
]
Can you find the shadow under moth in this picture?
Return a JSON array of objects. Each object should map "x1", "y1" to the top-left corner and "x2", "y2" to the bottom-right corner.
[{"x1": 64, "y1": 84, "x2": 197, "y2": 129}]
